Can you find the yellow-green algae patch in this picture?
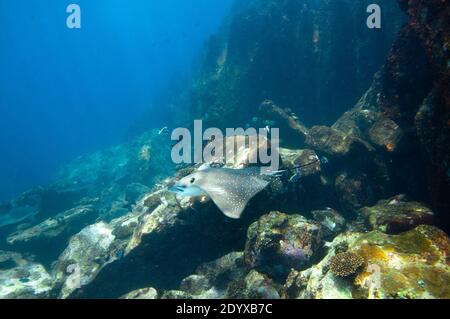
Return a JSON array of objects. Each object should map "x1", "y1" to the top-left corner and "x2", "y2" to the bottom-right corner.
[
  {"x1": 285, "y1": 225, "x2": 450, "y2": 299},
  {"x1": 350, "y1": 225, "x2": 450, "y2": 299}
]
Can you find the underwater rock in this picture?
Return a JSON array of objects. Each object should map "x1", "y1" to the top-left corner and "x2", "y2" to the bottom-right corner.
[
  {"x1": 0, "y1": 130, "x2": 177, "y2": 270},
  {"x1": 189, "y1": 0, "x2": 403, "y2": 126},
  {"x1": 203, "y1": 135, "x2": 273, "y2": 169},
  {"x1": 228, "y1": 270, "x2": 280, "y2": 299},
  {"x1": 53, "y1": 222, "x2": 117, "y2": 299},
  {"x1": 5, "y1": 202, "x2": 106, "y2": 271},
  {"x1": 311, "y1": 208, "x2": 346, "y2": 240},
  {"x1": 163, "y1": 275, "x2": 220, "y2": 299},
  {"x1": 180, "y1": 275, "x2": 213, "y2": 296},
  {"x1": 360, "y1": 196, "x2": 435, "y2": 234},
  {"x1": 368, "y1": 118, "x2": 403, "y2": 152},
  {"x1": 166, "y1": 252, "x2": 280, "y2": 299},
  {"x1": 332, "y1": 74, "x2": 403, "y2": 153},
  {"x1": 167, "y1": 252, "x2": 248, "y2": 299},
  {"x1": 305, "y1": 126, "x2": 374, "y2": 161},
  {"x1": 161, "y1": 290, "x2": 193, "y2": 299},
  {"x1": 285, "y1": 225, "x2": 450, "y2": 299},
  {"x1": 0, "y1": 251, "x2": 54, "y2": 299},
  {"x1": 196, "y1": 252, "x2": 247, "y2": 283},
  {"x1": 6, "y1": 205, "x2": 97, "y2": 255},
  {"x1": 120, "y1": 287, "x2": 158, "y2": 299},
  {"x1": 331, "y1": 0, "x2": 450, "y2": 230},
  {"x1": 332, "y1": 81, "x2": 383, "y2": 138},
  {"x1": 279, "y1": 148, "x2": 321, "y2": 177},
  {"x1": 258, "y1": 100, "x2": 308, "y2": 148},
  {"x1": 415, "y1": 88, "x2": 450, "y2": 229},
  {"x1": 60, "y1": 180, "x2": 274, "y2": 299},
  {"x1": 335, "y1": 170, "x2": 375, "y2": 215},
  {"x1": 244, "y1": 211, "x2": 323, "y2": 279}
]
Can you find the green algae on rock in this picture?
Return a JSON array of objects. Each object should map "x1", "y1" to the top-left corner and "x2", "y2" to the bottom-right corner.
[
  {"x1": 244, "y1": 211, "x2": 323, "y2": 279},
  {"x1": 284, "y1": 225, "x2": 450, "y2": 299},
  {"x1": 360, "y1": 196, "x2": 435, "y2": 234}
]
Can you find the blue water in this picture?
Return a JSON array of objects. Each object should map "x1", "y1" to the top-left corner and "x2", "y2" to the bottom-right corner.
[{"x1": 0, "y1": 0, "x2": 233, "y2": 201}]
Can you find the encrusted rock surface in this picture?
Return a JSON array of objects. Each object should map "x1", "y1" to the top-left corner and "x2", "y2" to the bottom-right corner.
[
  {"x1": 284, "y1": 225, "x2": 450, "y2": 299},
  {"x1": 360, "y1": 196, "x2": 435, "y2": 234},
  {"x1": 244, "y1": 212, "x2": 323, "y2": 279},
  {"x1": 311, "y1": 208, "x2": 346, "y2": 240},
  {"x1": 53, "y1": 222, "x2": 118, "y2": 299},
  {"x1": 305, "y1": 126, "x2": 374, "y2": 163},
  {"x1": 161, "y1": 252, "x2": 247, "y2": 299},
  {"x1": 120, "y1": 287, "x2": 158, "y2": 299},
  {"x1": 0, "y1": 251, "x2": 54, "y2": 299}
]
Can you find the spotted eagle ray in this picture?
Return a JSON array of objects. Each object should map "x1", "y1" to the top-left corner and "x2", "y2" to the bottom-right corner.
[
  {"x1": 169, "y1": 158, "x2": 323, "y2": 219},
  {"x1": 169, "y1": 166, "x2": 275, "y2": 219}
]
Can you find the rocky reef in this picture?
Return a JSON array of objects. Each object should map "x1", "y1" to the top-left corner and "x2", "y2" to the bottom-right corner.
[{"x1": 0, "y1": 0, "x2": 448, "y2": 299}]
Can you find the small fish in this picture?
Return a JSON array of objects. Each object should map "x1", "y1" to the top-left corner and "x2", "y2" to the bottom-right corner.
[
  {"x1": 289, "y1": 173, "x2": 301, "y2": 183},
  {"x1": 320, "y1": 157, "x2": 329, "y2": 165},
  {"x1": 169, "y1": 166, "x2": 275, "y2": 219},
  {"x1": 158, "y1": 127, "x2": 169, "y2": 135}
]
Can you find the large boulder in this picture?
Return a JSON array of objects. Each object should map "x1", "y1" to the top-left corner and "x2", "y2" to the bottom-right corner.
[
  {"x1": 305, "y1": 126, "x2": 374, "y2": 164},
  {"x1": 360, "y1": 196, "x2": 435, "y2": 234},
  {"x1": 311, "y1": 208, "x2": 346, "y2": 240},
  {"x1": 244, "y1": 212, "x2": 323, "y2": 279},
  {"x1": 53, "y1": 222, "x2": 118, "y2": 299}
]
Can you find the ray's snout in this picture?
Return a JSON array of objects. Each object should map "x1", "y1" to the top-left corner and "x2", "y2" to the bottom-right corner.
[{"x1": 169, "y1": 185, "x2": 185, "y2": 193}]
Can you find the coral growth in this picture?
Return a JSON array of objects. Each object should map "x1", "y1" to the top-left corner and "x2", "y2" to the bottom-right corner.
[{"x1": 329, "y1": 252, "x2": 365, "y2": 278}]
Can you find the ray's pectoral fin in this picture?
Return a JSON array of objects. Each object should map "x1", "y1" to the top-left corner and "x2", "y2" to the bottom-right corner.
[{"x1": 198, "y1": 176, "x2": 269, "y2": 219}]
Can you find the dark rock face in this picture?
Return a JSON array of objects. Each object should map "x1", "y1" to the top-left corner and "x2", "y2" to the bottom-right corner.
[
  {"x1": 335, "y1": 170, "x2": 376, "y2": 215},
  {"x1": 189, "y1": 0, "x2": 405, "y2": 127},
  {"x1": 333, "y1": 0, "x2": 450, "y2": 231}
]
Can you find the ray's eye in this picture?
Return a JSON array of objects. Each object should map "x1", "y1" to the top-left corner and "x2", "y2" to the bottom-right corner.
[{"x1": 190, "y1": 178, "x2": 196, "y2": 184}]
